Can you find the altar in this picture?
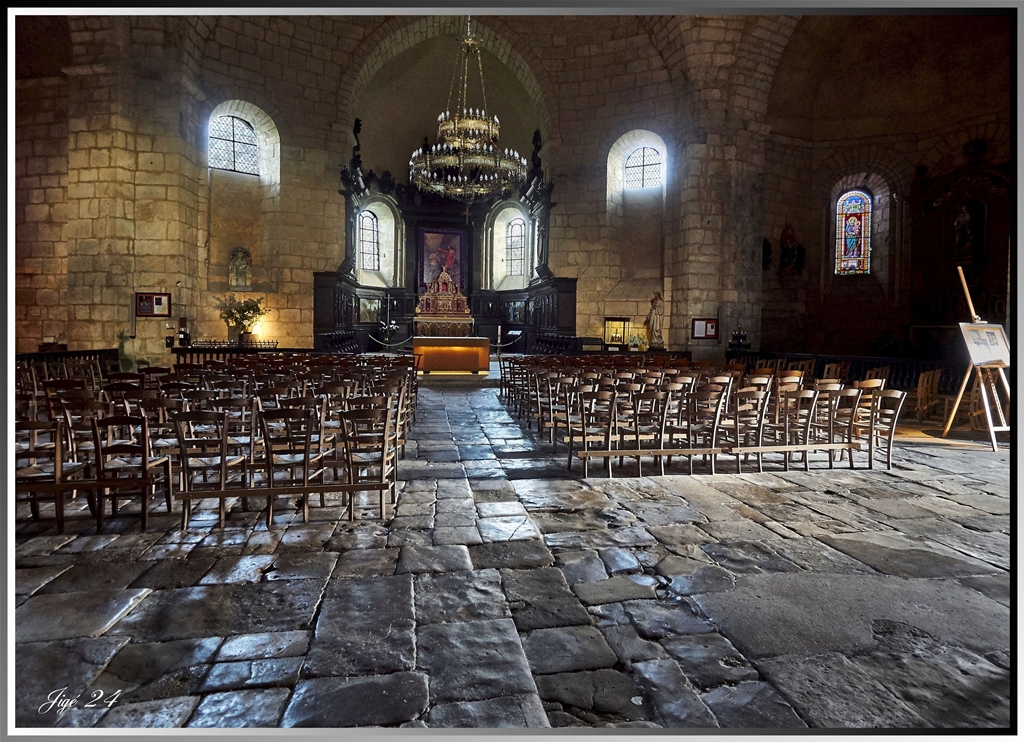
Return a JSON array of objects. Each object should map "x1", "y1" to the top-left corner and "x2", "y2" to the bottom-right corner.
[
  {"x1": 413, "y1": 267, "x2": 474, "y2": 337},
  {"x1": 413, "y1": 336, "x2": 490, "y2": 373}
]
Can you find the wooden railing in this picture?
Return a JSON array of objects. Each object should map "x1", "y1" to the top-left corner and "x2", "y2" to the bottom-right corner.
[
  {"x1": 15, "y1": 347, "x2": 121, "y2": 375},
  {"x1": 171, "y1": 345, "x2": 353, "y2": 365}
]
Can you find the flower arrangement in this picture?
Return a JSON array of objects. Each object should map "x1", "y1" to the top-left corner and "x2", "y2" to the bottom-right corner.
[
  {"x1": 627, "y1": 333, "x2": 649, "y2": 352},
  {"x1": 216, "y1": 294, "x2": 271, "y2": 332}
]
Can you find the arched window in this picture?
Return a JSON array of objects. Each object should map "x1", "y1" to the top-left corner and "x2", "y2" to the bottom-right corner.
[
  {"x1": 624, "y1": 147, "x2": 662, "y2": 190},
  {"x1": 835, "y1": 189, "x2": 872, "y2": 274},
  {"x1": 505, "y1": 218, "x2": 526, "y2": 276},
  {"x1": 208, "y1": 115, "x2": 259, "y2": 175},
  {"x1": 358, "y1": 211, "x2": 380, "y2": 271}
]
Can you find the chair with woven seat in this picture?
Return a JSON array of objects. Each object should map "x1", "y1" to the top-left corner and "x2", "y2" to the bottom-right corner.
[
  {"x1": 172, "y1": 410, "x2": 249, "y2": 528},
  {"x1": 208, "y1": 396, "x2": 262, "y2": 484},
  {"x1": 258, "y1": 407, "x2": 328, "y2": 523},
  {"x1": 665, "y1": 384, "x2": 727, "y2": 474},
  {"x1": 722, "y1": 387, "x2": 770, "y2": 473},
  {"x1": 617, "y1": 388, "x2": 671, "y2": 476},
  {"x1": 139, "y1": 396, "x2": 187, "y2": 459},
  {"x1": 15, "y1": 419, "x2": 91, "y2": 533},
  {"x1": 43, "y1": 378, "x2": 88, "y2": 421},
  {"x1": 565, "y1": 389, "x2": 617, "y2": 478},
  {"x1": 763, "y1": 388, "x2": 818, "y2": 471},
  {"x1": 852, "y1": 389, "x2": 907, "y2": 470},
  {"x1": 335, "y1": 406, "x2": 398, "y2": 520},
  {"x1": 811, "y1": 387, "x2": 863, "y2": 468},
  {"x1": 91, "y1": 414, "x2": 173, "y2": 531}
]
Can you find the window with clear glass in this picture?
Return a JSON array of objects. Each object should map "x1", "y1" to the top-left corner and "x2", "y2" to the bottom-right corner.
[
  {"x1": 359, "y1": 211, "x2": 380, "y2": 271},
  {"x1": 506, "y1": 218, "x2": 526, "y2": 276},
  {"x1": 835, "y1": 190, "x2": 872, "y2": 275},
  {"x1": 208, "y1": 115, "x2": 259, "y2": 175},
  {"x1": 624, "y1": 147, "x2": 662, "y2": 189}
]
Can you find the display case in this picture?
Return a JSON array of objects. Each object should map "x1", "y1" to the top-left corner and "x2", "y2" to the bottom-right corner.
[{"x1": 603, "y1": 317, "x2": 630, "y2": 351}]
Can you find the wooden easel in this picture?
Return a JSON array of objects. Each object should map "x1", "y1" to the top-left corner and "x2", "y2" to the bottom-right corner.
[{"x1": 941, "y1": 267, "x2": 1011, "y2": 451}]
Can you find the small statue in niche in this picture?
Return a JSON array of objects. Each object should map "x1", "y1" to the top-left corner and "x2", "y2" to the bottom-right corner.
[
  {"x1": 644, "y1": 291, "x2": 665, "y2": 349},
  {"x1": 229, "y1": 247, "x2": 252, "y2": 289}
]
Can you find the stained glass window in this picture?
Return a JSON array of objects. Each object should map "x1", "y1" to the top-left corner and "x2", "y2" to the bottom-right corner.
[
  {"x1": 208, "y1": 115, "x2": 259, "y2": 175},
  {"x1": 835, "y1": 190, "x2": 871, "y2": 274},
  {"x1": 359, "y1": 211, "x2": 380, "y2": 271},
  {"x1": 624, "y1": 147, "x2": 662, "y2": 189},
  {"x1": 506, "y1": 218, "x2": 526, "y2": 276}
]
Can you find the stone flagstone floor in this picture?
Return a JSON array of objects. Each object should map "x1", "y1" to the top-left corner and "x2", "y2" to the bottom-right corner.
[{"x1": 12, "y1": 373, "x2": 1013, "y2": 730}]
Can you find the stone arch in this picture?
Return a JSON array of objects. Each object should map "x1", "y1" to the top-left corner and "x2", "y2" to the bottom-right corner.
[
  {"x1": 814, "y1": 151, "x2": 912, "y2": 298},
  {"x1": 340, "y1": 16, "x2": 555, "y2": 144}
]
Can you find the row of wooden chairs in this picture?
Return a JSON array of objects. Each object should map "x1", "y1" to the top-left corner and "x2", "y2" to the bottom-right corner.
[
  {"x1": 15, "y1": 354, "x2": 418, "y2": 533},
  {"x1": 497, "y1": 356, "x2": 907, "y2": 478},
  {"x1": 557, "y1": 382, "x2": 906, "y2": 478}
]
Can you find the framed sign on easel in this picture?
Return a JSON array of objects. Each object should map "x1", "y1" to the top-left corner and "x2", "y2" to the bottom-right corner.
[{"x1": 941, "y1": 267, "x2": 1011, "y2": 451}]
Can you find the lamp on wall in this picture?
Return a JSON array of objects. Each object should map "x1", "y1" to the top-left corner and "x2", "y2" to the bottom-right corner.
[{"x1": 408, "y1": 17, "x2": 527, "y2": 203}]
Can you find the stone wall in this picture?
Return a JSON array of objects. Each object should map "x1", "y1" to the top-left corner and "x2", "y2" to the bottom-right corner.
[
  {"x1": 15, "y1": 77, "x2": 70, "y2": 352},
  {"x1": 14, "y1": 14, "x2": 1011, "y2": 362},
  {"x1": 761, "y1": 111, "x2": 1013, "y2": 356}
]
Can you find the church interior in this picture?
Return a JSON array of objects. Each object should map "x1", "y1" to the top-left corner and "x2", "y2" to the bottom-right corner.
[
  {"x1": 14, "y1": 12, "x2": 1012, "y2": 360},
  {"x1": 12, "y1": 10, "x2": 1013, "y2": 732}
]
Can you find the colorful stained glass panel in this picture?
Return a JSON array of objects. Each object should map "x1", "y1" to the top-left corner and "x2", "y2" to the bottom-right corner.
[{"x1": 835, "y1": 189, "x2": 871, "y2": 274}]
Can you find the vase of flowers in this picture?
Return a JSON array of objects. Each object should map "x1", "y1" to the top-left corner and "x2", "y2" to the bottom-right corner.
[{"x1": 217, "y1": 294, "x2": 271, "y2": 345}]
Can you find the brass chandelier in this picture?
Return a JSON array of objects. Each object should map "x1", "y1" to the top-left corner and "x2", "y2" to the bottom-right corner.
[{"x1": 408, "y1": 18, "x2": 528, "y2": 203}]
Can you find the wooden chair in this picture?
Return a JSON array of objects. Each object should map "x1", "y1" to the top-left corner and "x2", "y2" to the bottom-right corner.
[
  {"x1": 808, "y1": 387, "x2": 862, "y2": 468},
  {"x1": 617, "y1": 389, "x2": 671, "y2": 477},
  {"x1": 852, "y1": 389, "x2": 907, "y2": 470},
  {"x1": 764, "y1": 388, "x2": 819, "y2": 471},
  {"x1": 722, "y1": 388, "x2": 770, "y2": 473},
  {"x1": 172, "y1": 410, "x2": 249, "y2": 528},
  {"x1": 43, "y1": 378, "x2": 88, "y2": 421},
  {"x1": 664, "y1": 384, "x2": 727, "y2": 475},
  {"x1": 15, "y1": 419, "x2": 91, "y2": 534},
  {"x1": 787, "y1": 358, "x2": 816, "y2": 379},
  {"x1": 914, "y1": 368, "x2": 942, "y2": 422},
  {"x1": 865, "y1": 365, "x2": 891, "y2": 384},
  {"x1": 822, "y1": 362, "x2": 851, "y2": 383},
  {"x1": 335, "y1": 406, "x2": 398, "y2": 520},
  {"x1": 91, "y1": 415, "x2": 172, "y2": 531},
  {"x1": 258, "y1": 407, "x2": 328, "y2": 523},
  {"x1": 565, "y1": 390, "x2": 617, "y2": 478}
]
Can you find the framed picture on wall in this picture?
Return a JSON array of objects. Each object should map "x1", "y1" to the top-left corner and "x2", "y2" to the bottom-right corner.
[
  {"x1": 692, "y1": 318, "x2": 718, "y2": 340},
  {"x1": 420, "y1": 228, "x2": 465, "y2": 291},
  {"x1": 358, "y1": 298, "x2": 381, "y2": 324},
  {"x1": 136, "y1": 292, "x2": 172, "y2": 317}
]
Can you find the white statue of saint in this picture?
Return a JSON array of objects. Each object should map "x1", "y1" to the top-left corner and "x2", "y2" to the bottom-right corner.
[{"x1": 644, "y1": 291, "x2": 664, "y2": 348}]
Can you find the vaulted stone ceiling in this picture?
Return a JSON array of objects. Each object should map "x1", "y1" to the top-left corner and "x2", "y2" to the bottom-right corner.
[{"x1": 767, "y1": 13, "x2": 1013, "y2": 140}]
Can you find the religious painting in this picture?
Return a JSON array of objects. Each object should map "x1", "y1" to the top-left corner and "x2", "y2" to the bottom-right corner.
[
  {"x1": 135, "y1": 292, "x2": 171, "y2": 317},
  {"x1": 506, "y1": 301, "x2": 526, "y2": 324},
  {"x1": 420, "y1": 228, "x2": 465, "y2": 291},
  {"x1": 358, "y1": 297, "x2": 381, "y2": 324}
]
